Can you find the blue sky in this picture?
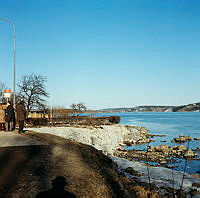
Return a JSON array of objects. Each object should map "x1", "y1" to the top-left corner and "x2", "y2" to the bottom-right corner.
[{"x1": 0, "y1": 0, "x2": 200, "y2": 109}]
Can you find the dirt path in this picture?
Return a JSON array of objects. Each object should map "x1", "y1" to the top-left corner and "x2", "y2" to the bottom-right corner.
[{"x1": 0, "y1": 131, "x2": 129, "y2": 198}]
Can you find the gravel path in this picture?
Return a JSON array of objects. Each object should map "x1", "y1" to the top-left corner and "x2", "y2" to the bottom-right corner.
[{"x1": 0, "y1": 131, "x2": 45, "y2": 147}]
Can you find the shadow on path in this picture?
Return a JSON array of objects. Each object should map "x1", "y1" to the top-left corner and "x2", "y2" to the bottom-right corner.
[{"x1": 35, "y1": 176, "x2": 76, "y2": 198}]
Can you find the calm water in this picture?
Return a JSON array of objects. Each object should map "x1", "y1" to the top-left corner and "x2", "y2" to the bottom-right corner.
[{"x1": 95, "y1": 112, "x2": 200, "y2": 174}]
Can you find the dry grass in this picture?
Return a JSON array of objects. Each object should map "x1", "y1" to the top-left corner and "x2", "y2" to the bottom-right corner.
[{"x1": 129, "y1": 185, "x2": 160, "y2": 198}]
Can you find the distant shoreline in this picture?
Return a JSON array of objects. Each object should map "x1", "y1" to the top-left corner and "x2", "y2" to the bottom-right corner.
[
  {"x1": 97, "y1": 102, "x2": 200, "y2": 113},
  {"x1": 95, "y1": 110, "x2": 200, "y2": 113}
]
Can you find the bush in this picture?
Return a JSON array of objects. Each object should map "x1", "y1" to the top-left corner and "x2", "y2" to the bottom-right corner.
[
  {"x1": 26, "y1": 118, "x2": 48, "y2": 126},
  {"x1": 109, "y1": 116, "x2": 120, "y2": 124}
]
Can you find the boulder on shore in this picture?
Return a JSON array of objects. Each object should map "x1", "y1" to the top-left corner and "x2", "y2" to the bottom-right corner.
[{"x1": 174, "y1": 135, "x2": 192, "y2": 143}]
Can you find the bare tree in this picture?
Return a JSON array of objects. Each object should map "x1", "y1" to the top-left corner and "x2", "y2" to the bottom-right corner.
[
  {"x1": 51, "y1": 106, "x2": 72, "y2": 119},
  {"x1": 70, "y1": 103, "x2": 87, "y2": 116},
  {"x1": 0, "y1": 82, "x2": 6, "y2": 103},
  {"x1": 17, "y1": 74, "x2": 49, "y2": 112}
]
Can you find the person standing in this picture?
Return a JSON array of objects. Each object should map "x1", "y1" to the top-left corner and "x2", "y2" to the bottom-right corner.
[
  {"x1": 5, "y1": 101, "x2": 16, "y2": 131},
  {"x1": 16, "y1": 100, "x2": 26, "y2": 133}
]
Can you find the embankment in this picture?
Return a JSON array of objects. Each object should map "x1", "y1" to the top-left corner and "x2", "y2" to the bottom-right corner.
[
  {"x1": 28, "y1": 125, "x2": 149, "y2": 155},
  {"x1": 29, "y1": 125, "x2": 200, "y2": 196}
]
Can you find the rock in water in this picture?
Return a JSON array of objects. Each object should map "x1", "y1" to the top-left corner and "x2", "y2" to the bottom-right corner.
[{"x1": 184, "y1": 150, "x2": 197, "y2": 158}]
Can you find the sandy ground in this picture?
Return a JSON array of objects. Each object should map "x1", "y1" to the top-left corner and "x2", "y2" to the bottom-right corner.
[{"x1": 0, "y1": 131, "x2": 129, "y2": 198}]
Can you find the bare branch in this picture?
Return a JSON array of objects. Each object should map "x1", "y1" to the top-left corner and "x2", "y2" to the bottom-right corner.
[
  {"x1": 70, "y1": 103, "x2": 87, "y2": 116},
  {"x1": 17, "y1": 74, "x2": 49, "y2": 112}
]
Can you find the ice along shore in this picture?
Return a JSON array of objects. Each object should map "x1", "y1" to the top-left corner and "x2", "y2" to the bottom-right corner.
[{"x1": 28, "y1": 124, "x2": 200, "y2": 193}]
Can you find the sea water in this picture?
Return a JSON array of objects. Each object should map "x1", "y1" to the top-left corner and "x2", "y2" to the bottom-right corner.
[{"x1": 95, "y1": 112, "x2": 200, "y2": 174}]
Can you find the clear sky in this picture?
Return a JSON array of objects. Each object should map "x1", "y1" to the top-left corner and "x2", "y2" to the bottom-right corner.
[{"x1": 0, "y1": 0, "x2": 200, "y2": 109}]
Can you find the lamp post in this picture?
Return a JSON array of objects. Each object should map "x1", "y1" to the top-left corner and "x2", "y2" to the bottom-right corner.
[{"x1": 0, "y1": 17, "x2": 16, "y2": 107}]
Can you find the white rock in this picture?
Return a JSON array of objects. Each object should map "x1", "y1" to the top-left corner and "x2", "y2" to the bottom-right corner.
[{"x1": 28, "y1": 125, "x2": 138, "y2": 155}]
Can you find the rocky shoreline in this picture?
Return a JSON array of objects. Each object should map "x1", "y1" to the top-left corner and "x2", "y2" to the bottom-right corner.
[
  {"x1": 28, "y1": 124, "x2": 200, "y2": 196},
  {"x1": 116, "y1": 144, "x2": 199, "y2": 167}
]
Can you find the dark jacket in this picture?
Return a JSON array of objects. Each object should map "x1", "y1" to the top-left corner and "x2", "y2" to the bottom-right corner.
[
  {"x1": 16, "y1": 103, "x2": 26, "y2": 121},
  {"x1": 5, "y1": 104, "x2": 15, "y2": 122}
]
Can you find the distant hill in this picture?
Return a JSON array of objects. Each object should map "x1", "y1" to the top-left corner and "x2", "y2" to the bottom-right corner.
[
  {"x1": 172, "y1": 102, "x2": 200, "y2": 112},
  {"x1": 100, "y1": 107, "x2": 133, "y2": 112},
  {"x1": 100, "y1": 102, "x2": 200, "y2": 112}
]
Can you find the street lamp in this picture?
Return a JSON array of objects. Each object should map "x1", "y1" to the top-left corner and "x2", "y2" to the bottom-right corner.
[{"x1": 0, "y1": 17, "x2": 16, "y2": 107}]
